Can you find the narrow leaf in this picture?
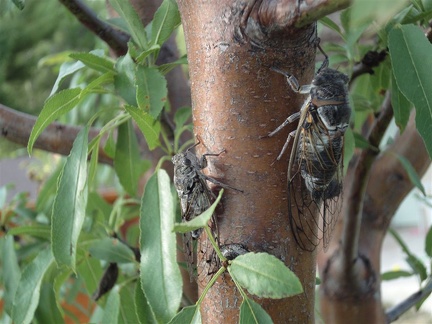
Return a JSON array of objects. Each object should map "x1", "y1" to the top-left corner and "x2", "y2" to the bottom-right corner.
[
  {"x1": 102, "y1": 288, "x2": 120, "y2": 324},
  {"x1": 151, "y1": 0, "x2": 181, "y2": 46},
  {"x1": 395, "y1": 154, "x2": 426, "y2": 195},
  {"x1": 124, "y1": 104, "x2": 161, "y2": 150},
  {"x1": 168, "y1": 305, "x2": 201, "y2": 324},
  {"x1": 173, "y1": 189, "x2": 223, "y2": 233},
  {"x1": 391, "y1": 72, "x2": 412, "y2": 132},
  {"x1": 381, "y1": 270, "x2": 413, "y2": 281},
  {"x1": 50, "y1": 60, "x2": 85, "y2": 96},
  {"x1": 8, "y1": 224, "x2": 51, "y2": 240},
  {"x1": 114, "y1": 53, "x2": 137, "y2": 106},
  {"x1": 158, "y1": 55, "x2": 188, "y2": 75},
  {"x1": 135, "y1": 279, "x2": 158, "y2": 323},
  {"x1": 114, "y1": 120, "x2": 143, "y2": 196},
  {"x1": 239, "y1": 297, "x2": 274, "y2": 324},
  {"x1": 229, "y1": 252, "x2": 303, "y2": 299},
  {"x1": 389, "y1": 25, "x2": 432, "y2": 159},
  {"x1": 109, "y1": 0, "x2": 148, "y2": 49},
  {"x1": 69, "y1": 52, "x2": 115, "y2": 73},
  {"x1": 11, "y1": 248, "x2": 54, "y2": 324},
  {"x1": 425, "y1": 226, "x2": 432, "y2": 257},
  {"x1": 28, "y1": 88, "x2": 82, "y2": 155},
  {"x1": 89, "y1": 237, "x2": 136, "y2": 263},
  {"x1": 136, "y1": 66, "x2": 167, "y2": 118},
  {"x1": 51, "y1": 126, "x2": 89, "y2": 270},
  {"x1": 119, "y1": 284, "x2": 140, "y2": 324},
  {"x1": 2, "y1": 236, "x2": 21, "y2": 315},
  {"x1": 140, "y1": 170, "x2": 182, "y2": 323}
]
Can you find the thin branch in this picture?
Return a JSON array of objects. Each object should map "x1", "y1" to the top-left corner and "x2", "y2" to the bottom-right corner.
[
  {"x1": 386, "y1": 280, "x2": 432, "y2": 323},
  {"x1": 341, "y1": 92, "x2": 393, "y2": 270},
  {"x1": 0, "y1": 104, "x2": 113, "y2": 165},
  {"x1": 350, "y1": 50, "x2": 388, "y2": 87},
  {"x1": 58, "y1": 0, "x2": 129, "y2": 56}
]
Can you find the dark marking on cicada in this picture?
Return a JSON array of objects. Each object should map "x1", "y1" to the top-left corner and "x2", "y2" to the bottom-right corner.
[
  {"x1": 265, "y1": 45, "x2": 351, "y2": 251},
  {"x1": 172, "y1": 137, "x2": 243, "y2": 279}
]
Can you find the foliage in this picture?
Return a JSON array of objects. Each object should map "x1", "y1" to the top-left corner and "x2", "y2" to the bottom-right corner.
[{"x1": 1, "y1": 0, "x2": 432, "y2": 323}]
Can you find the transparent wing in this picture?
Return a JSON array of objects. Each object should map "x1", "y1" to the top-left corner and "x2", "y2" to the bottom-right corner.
[{"x1": 288, "y1": 108, "x2": 344, "y2": 251}]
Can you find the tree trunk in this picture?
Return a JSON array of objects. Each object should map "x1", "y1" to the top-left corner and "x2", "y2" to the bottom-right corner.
[{"x1": 178, "y1": 1, "x2": 319, "y2": 322}]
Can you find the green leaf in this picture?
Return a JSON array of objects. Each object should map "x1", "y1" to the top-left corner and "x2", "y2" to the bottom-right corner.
[
  {"x1": 12, "y1": 0, "x2": 25, "y2": 10},
  {"x1": 389, "y1": 228, "x2": 428, "y2": 282},
  {"x1": 82, "y1": 71, "x2": 115, "y2": 96},
  {"x1": 381, "y1": 270, "x2": 413, "y2": 281},
  {"x1": 353, "y1": 132, "x2": 379, "y2": 151},
  {"x1": 389, "y1": 25, "x2": 432, "y2": 159},
  {"x1": 114, "y1": 120, "x2": 144, "y2": 196},
  {"x1": 151, "y1": 0, "x2": 181, "y2": 46},
  {"x1": 2, "y1": 236, "x2": 21, "y2": 316},
  {"x1": 319, "y1": 17, "x2": 343, "y2": 38},
  {"x1": 140, "y1": 170, "x2": 182, "y2": 323},
  {"x1": 124, "y1": 104, "x2": 161, "y2": 150},
  {"x1": 28, "y1": 88, "x2": 82, "y2": 155},
  {"x1": 391, "y1": 73, "x2": 412, "y2": 132},
  {"x1": 77, "y1": 255, "x2": 103, "y2": 296},
  {"x1": 114, "y1": 53, "x2": 138, "y2": 106},
  {"x1": 395, "y1": 154, "x2": 426, "y2": 195},
  {"x1": 136, "y1": 44, "x2": 161, "y2": 64},
  {"x1": 425, "y1": 226, "x2": 432, "y2": 257},
  {"x1": 89, "y1": 237, "x2": 136, "y2": 263},
  {"x1": 69, "y1": 52, "x2": 115, "y2": 73},
  {"x1": 8, "y1": 224, "x2": 51, "y2": 240},
  {"x1": 174, "y1": 106, "x2": 192, "y2": 128},
  {"x1": 118, "y1": 284, "x2": 140, "y2": 324},
  {"x1": 34, "y1": 282, "x2": 64, "y2": 323},
  {"x1": 136, "y1": 66, "x2": 167, "y2": 118},
  {"x1": 173, "y1": 189, "x2": 223, "y2": 234},
  {"x1": 51, "y1": 126, "x2": 89, "y2": 270},
  {"x1": 135, "y1": 279, "x2": 158, "y2": 323},
  {"x1": 108, "y1": 0, "x2": 148, "y2": 49},
  {"x1": 158, "y1": 55, "x2": 188, "y2": 75},
  {"x1": 168, "y1": 305, "x2": 201, "y2": 324},
  {"x1": 50, "y1": 60, "x2": 85, "y2": 96},
  {"x1": 102, "y1": 288, "x2": 120, "y2": 324},
  {"x1": 239, "y1": 297, "x2": 274, "y2": 324},
  {"x1": 229, "y1": 252, "x2": 303, "y2": 299},
  {"x1": 11, "y1": 248, "x2": 54, "y2": 324}
]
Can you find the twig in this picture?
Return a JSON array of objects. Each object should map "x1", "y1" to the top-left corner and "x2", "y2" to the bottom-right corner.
[
  {"x1": 341, "y1": 92, "x2": 393, "y2": 271},
  {"x1": 58, "y1": 0, "x2": 129, "y2": 56},
  {"x1": 350, "y1": 50, "x2": 388, "y2": 87},
  {"x1": 0, "y1": 104, "x2": 113, "y2": 165},
  {"x1": 386, "y1": 279, "x2": 432, "y2": 323}
]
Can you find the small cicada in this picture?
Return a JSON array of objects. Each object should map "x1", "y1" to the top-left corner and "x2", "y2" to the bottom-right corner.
[
  {"x1": 172, "y1": 138, "x2": 242, "y2": 276},
  {"x1": 266, "y1": 46, "x2": 351, "y2": 251}
]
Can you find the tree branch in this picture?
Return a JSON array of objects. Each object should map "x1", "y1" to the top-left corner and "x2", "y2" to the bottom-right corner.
[
  {"x1": 58, "y1": 0, "x2": 129, "y2": 56},
  {"x1": 386, "y1": 280, "x2": 432, "y2": 323},
  {"x1": 238, "y1": 0, "x2": 350, "y2": 45},
  {"x1": 0, "y1": 104, "x2": 113, "y2": 165},
  {"x1": 350, "y1": 50, "x2": 388, "y2": 87}
]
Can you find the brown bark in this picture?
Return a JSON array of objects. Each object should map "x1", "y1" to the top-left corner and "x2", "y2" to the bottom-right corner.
[{"x1": 178, "y1": 0, "x2": 321, "y2": 322}]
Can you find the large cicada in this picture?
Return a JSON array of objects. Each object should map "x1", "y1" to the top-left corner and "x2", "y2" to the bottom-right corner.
[
  {"x1": 266, "y1": 46, "x2": 351, "y2": 251},
  {"x1": 172, "y1": 138, "x2": 242, "y2": 275}
]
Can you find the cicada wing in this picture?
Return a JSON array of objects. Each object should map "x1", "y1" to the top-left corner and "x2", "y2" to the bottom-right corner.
[
  {"x1": 288, "y1": 110, "x2": 344, "y2": 251},
  {"x1": 288, "y1": 170, "x2": 322, "y2": 252}
]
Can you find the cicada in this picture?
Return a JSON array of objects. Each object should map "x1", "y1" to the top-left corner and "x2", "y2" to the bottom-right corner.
[
  {"x1": 266, "y1": 46, "x2": 351, "y2": 251},
  {"x1": 172, "y1": 138, "x2": 242, "y2": 276}
]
